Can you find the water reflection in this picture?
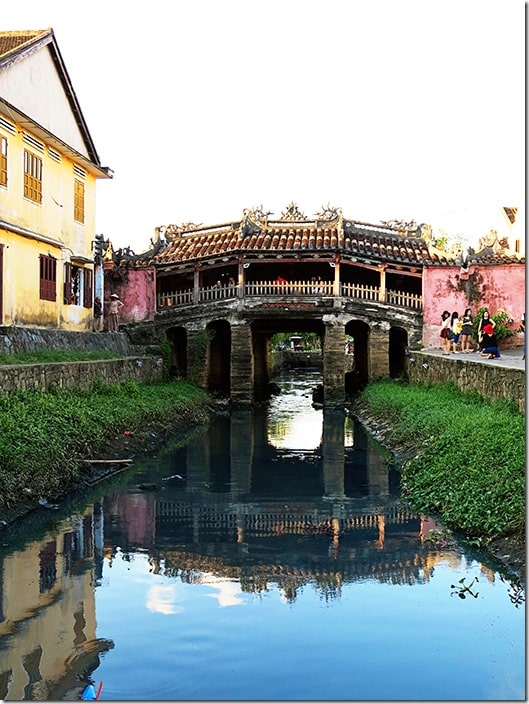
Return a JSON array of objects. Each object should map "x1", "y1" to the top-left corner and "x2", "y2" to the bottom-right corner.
[{"x1": 0, "y1": 368, "x2": 524, "y2": 701}]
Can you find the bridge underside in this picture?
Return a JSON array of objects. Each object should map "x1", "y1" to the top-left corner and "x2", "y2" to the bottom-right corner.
[{"x1": 130, "y1": 297, "x2": 422, "y2": 407}]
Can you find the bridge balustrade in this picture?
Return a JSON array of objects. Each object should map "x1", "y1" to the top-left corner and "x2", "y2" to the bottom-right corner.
[{"x1": 156, "y1": 280, "x2": 422, "y2": 311}]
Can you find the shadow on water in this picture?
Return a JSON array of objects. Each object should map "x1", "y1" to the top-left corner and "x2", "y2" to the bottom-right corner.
[{"x1": 0, "y1": 367, "x2": 525, "y2": 701}]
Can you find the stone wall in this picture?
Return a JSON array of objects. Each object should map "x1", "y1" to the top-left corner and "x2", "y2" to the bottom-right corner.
[
  {"x1": 407, "y1": 352, "x2": 525, "y2": 412},
  {"x1": 0, "y1": 326, "x2": 139, "y2": 356},
  {"x1": 0, "y1": 357, "x2": 163, "y2": 394}
]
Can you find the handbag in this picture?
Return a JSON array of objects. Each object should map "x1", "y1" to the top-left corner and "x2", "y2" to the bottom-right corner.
[{"x1": 446, "y1": 329, "x2": 455, "y2": 340}]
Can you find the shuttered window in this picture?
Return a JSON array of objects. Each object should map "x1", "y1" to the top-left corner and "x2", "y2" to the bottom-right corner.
[
  {"x1": 0, "y1": 136, "x2": 7, "y2": 187},
  {"x1": 39, "y1": 255, "x2": 56, "y2": 301},
  {"x1": 83, "y1": 268, "x2": 93, "y2": 308},
  {"x1": 74, "y1": 178, "x2": 85, "y2": 223},
  {"x1": 64, "y1": 262, "x2": 73, "y2": 304},
  {"x1": 24, "y1": 149, "x2": 42, "y2": 203}
]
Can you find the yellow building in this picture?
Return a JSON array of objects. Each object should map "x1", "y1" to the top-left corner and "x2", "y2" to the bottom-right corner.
[{"x1": 0, "y1": 29, "x2": 112, "y2": 329}]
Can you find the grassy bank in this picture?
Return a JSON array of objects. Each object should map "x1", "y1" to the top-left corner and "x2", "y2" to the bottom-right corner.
[
  {"x1": 0, "y1": 378, "x2": 211, "y2": 509},
  {"x1": 355, "y1": 380, "x2": 525, "y2": 538}
]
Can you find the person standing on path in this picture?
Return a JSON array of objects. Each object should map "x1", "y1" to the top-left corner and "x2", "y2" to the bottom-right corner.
[
  {"x1": 450, "y1": 311, "x2": 461, "y2": 353},
  {"x1": 460, "y1": 307, "x2": 474, "y2": 353},
  {"x1": 521, "y1": 312, "x2": 525, "y2": 360},
  {"x1": 439, "y1": 310, "x2": 452, "y2": 354},
  {"x1": 477, "y1": 309, "x2": 495, "y2": 352},
  {"x1": 107, "y1": 293, "x2": 124, "y2": 332}
]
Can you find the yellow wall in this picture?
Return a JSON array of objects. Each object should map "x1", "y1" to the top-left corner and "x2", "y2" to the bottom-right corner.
[
  {"x1": 0, "y1": 116, "x2": 96, "y2": 329},
  {"x1": 0, "y1": 510, "x2": 98, "y2": 700}
]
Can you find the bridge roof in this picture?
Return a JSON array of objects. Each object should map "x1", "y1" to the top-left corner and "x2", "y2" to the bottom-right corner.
[{"x1": 126, "y1": 209, "x2": 523, "y2": 270}]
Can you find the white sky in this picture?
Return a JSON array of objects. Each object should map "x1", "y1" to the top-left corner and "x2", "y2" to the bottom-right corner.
[{"x1": 3, "y1": 0, "x2": 525, "y2": 253}]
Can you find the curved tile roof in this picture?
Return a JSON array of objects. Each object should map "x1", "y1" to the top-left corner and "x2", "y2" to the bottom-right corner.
[{"x1": 128, "y1": 214, "x2": 523, "y2": 270}]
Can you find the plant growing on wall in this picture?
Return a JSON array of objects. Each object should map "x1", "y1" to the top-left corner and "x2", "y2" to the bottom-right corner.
[
  {"x1": 159, "y1": 339, "x2": 172, "y2": 380},
  {"x1": 188, "y1": 329, "x2": 214, "y2": 377}
]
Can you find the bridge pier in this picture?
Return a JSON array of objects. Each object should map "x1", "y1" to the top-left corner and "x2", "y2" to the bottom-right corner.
[
  {"x1": 230, "y1": 321, "x2": 254, "y2": 406},
  {"x1": 322, "y1": 319, "x2": 345, "y2": 406},
  {"x1": 369, "y1": 325, "x2": 390, "y2": 379}
]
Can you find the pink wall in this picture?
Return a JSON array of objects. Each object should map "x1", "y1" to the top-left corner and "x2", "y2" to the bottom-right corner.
[
  {"x1": 104, "y1": 266, "x2": 156, "y2": 324},
  {"x1": 422, "y1": 263, "x2": 525, "y2": 348}
]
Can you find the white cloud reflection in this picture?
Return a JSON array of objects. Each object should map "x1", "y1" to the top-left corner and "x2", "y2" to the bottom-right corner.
[
  {"x1": 203, "y1": 575, "x2": 244, "y2": 607},
  {"x1": 146, "y1": 584, "x2": 182, "y2": 615}
]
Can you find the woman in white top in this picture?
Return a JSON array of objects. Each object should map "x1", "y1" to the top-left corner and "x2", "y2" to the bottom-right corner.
[{"x1": 440, "y1": 310, "x2": 452, "y2": 355}]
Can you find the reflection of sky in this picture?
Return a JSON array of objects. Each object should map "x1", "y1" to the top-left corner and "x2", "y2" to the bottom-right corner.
[
  {"x1": 202, "y1": 575, "x2": 244, "y2": 607},
  {"x1": 267, "y1": 374, "x2": 323, "y2": 449},
  {"x1": 97, "y1": 551, "x2": 525, "y2": 701},
  {"x1": 268, "y1": 409, "x2": 322, "y2": 449}
]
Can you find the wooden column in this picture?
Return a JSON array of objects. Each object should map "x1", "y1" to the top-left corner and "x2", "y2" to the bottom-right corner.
[
  {"x1": 378, "y1": 265, "x2": 386, "y2": 303},
  {"x1": 193, "y1": 265, "x2": 200, "y2": 305},
  {"x1": 322, "y1": 319, "x2": 345, "y2": 407},
  {"x1": 333, "y1": 257, "x2": 341, "y2": 297},
  {"x1": 238, "y1": 256, "x2": 245, "y2": 299}
]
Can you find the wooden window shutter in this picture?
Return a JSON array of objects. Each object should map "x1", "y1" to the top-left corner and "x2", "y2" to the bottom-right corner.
[
  {"x1": 84, "y1": 268, "x2": 93, "y2": 308},
  {"x1": 64, "y1": 262, "x2": 72, "y2": 304}
]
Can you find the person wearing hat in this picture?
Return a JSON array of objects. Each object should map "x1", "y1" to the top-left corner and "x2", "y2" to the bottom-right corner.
[
  {"x1": 107, "y1": 293, "x2": 124, "y2": 332},
  {"x1": 480, "y1": 323, "x2": 501, "y2": 359}
]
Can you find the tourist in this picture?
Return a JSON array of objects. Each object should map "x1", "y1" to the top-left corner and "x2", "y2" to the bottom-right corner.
[
  {"x1": 460, "y1": 307, "x2": 474, "y2": 353},
  {"x1": 450, "y1": 311, "x2": 461, "y2": 353},
  {"x1": 521, "y1": 312, "x2": 525, "y2": 360},
  {"x1": 107, "y1": 293, "x2": 124, "y2": 332},
  {"x1": 480, "y1": 324, "x2": 501, "y2": 359},
  {"x1": 477, "y1": 309, "x2": 495, "y2": 351},
  {"x1": 93, "y1": 296, "x2": 103, "y2": 332},
  {"x1": 439, "y1": 310, "x2": 452, "y2": 354}
]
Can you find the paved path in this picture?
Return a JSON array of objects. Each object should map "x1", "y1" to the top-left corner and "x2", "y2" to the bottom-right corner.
[{"x1": 420, "y1": 346, "x2": 525, "y2": 371}]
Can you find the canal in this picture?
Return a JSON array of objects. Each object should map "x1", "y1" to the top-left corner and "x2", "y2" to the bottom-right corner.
[{"x1": 0, "y1": 368, "x2": 525, "y2": 700}]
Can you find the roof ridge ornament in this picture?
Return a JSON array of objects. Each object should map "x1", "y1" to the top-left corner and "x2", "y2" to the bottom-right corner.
[
  {"x1": 280, "y1": 202, "x2": 307, "y2": 221},
  {"x1": 242, "y1": 205, "x2": 271, "y2": 223},
  {"x1": 160, "y1": 223, "x2": 202, "y2": 241},
  {"x1": 315, "y1": 203, "x2": 342, "y2": 225}
]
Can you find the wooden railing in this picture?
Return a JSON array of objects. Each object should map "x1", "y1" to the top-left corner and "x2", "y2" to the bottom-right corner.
[
  {"x1": 245, "y1": 280, "x2": 333, "y2": 297},
  {"x1": 157, "y1": 280, "x2": 422, "y2": 311}
]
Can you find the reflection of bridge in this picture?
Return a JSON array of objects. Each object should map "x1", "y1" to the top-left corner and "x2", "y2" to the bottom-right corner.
[{"x1": 148, "y1": 498, "x2": 456, "y2": 600}]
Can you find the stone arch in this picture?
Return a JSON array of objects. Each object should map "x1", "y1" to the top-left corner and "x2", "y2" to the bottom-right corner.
[
  {"x1": 389, "y1": 326, "x2": 409, "y2": 379},
  {"x1": 166, "y1": 325, "x2": 187, "y2": 378},
  {"x1": 206, "y1": 319, "x2": 231, "y2": 396}
]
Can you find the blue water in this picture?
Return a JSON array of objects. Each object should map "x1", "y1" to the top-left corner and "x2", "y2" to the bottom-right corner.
[{"x1": 0, "y1": 368, "x2": 524, "y2": 701}]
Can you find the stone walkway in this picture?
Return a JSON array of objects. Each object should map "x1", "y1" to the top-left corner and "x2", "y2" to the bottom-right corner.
[{"x1": 421, "y1": 346, "x2": 525, "y2": 371}]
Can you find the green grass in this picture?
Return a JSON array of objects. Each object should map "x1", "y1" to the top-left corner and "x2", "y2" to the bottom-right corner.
[
  {"x1": 0, "y1": 379, "x2": 210, "y2": 509},
  {"x1": 0, "y1": 349, "x2": 124, "y2": 365},
  {"x1": 357, "y1": 380, "x2": 525, "y2": 538}
]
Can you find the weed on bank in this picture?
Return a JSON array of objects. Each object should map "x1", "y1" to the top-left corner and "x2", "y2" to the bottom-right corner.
[
  {"x1": 357, "y1": 380, "x2": 525, "y2": 538},
  {"x1": 0, "y1": 379, "x2": 210, "y2": 509}
]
